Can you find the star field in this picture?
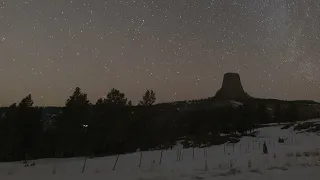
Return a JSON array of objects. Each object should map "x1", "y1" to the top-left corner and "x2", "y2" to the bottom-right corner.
[{"x1": 0, "y1": 0, "x2": 319, "y2": 106}]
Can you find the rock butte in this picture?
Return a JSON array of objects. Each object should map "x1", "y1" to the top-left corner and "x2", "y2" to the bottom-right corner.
[{"x1": 214, "y1": 73, "x2": 251, "y2": 101}]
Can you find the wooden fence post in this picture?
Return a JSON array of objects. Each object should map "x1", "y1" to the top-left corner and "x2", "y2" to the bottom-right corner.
[
  {"x1": 113, "y1": 154, "x2": 120, "y2": 170},
  {"x1": 81, "y1": 156, "x2": 87, "y2": 173},
  {"x1": 139, "y1": 151, "x2": 143, "y2": 167},
  {"x1": 193, "y1": 147, "x2": 195, "y2": 159},
  {"x1": 159, "y1": 150, "x2": 163, "y2": 164}
]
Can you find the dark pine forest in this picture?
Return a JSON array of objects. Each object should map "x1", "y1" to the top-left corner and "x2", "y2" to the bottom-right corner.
[{"x1": 0, "y1": 86, "x2": 318, "y2": 162}]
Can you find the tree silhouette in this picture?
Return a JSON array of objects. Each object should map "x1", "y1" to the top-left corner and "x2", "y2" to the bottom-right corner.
[
  {"x1": 66, "y1": 87, "x2": 90, "y2": 108},
  {"x1": 139, "y1": 90, "x2": 156, "y2": 106},
  {"x1": 0, "y1": 103, "x2": 17, "y2": 161},
  {"x1": 107, "y1": 88, "x2": 128, "y2": 106},
  {"x1": 0, "y1": 83, "x2": 319, "y2": 161},
  {"x1": 89, "y1": 88, "x2": 132, "y2": 155},
  {"x1": 56, "y1": 87, "x2": 91, "y2": 157},
  {"x1": 15, "y1": 94, "x2": 42, "y2": 161},
  {"x1": 97, "y1": 88, "x2": 128, "y2": 106},
  {"x1": 18, "y1": 94, "x2": 33, "y2": 108}
]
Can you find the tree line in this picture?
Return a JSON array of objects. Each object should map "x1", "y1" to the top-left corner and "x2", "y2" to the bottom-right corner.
[{"x1": 0, "y1": 87, "x2": 302, "y2": 162}]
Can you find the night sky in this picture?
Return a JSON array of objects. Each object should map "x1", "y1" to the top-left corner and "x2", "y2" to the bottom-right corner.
[{"x1": 0, "y1": 0, "x2": 319, "y2": 106}]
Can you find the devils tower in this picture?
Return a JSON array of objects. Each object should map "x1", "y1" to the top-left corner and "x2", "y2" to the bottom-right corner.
[{"x1": 214, "y1": 73, "x2": 251, "y2": 101}]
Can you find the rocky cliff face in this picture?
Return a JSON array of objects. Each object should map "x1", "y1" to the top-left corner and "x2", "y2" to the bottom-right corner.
[{"x1": 214, "y1": 73, "x2": 250, "y2": 101}]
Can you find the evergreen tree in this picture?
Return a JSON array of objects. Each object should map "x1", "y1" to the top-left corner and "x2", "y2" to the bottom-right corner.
[
  {"x1": 139, "y1": 90, "x2": 156, "y2": 106},
  {"x1": 96, "y1": 88, "x2": 128, "y2": 106},
  {"x1": 107, "y1": 88, "x2": 128, "y2": 106},
  {"x1": 16, "y1": 95, "x2": 42, "y2": 161},
  {"x1": 56, "y1": 87, "x2": 91, "y2": 157},
  {"x1": 89, "y1": 88, "x2": 131, "y2": 155},
  {"x1": 18, "y1": 94, "x2": 33, "y2": 108},
  {"x1": 0, "y1": 104, "x2": 17, "y2": 161}
]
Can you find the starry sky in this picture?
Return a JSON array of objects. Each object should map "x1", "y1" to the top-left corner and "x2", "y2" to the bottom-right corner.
[{"x1": 0, "y1": 0, "x2": 319, "y2": 106}]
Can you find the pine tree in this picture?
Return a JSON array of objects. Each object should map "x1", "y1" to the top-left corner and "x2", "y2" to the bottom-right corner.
[
  {"x1": 16, "y1": 94, "x2": 42, "y2": 161},
  {"x1": 139, "y1": 90, "x2": 156, "y2": 106},
  {"x1": 97, "y1": 88, "x2": 128, "y2": 106},
  {"x1": 90, "y1": 88, "x2": 131, "y2": 155},
  {"x1": 18, "y1": 94, "x2": 33, "y2": 108},
  {"x1": 66, "y1": 87, "x2": 90, "y2": 108},
  {"x1": 56, "y1": 87, "x2": 91, "y2": 157}
]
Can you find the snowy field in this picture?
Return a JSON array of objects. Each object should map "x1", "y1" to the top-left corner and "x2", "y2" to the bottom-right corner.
[{"x1": 1, "y1": 119, "x2": 320, "y2": 180}]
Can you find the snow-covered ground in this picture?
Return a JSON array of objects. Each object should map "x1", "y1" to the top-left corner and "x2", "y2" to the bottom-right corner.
[{"x1": 1, "y1": 119, "x2": 320, "y2": 180}]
